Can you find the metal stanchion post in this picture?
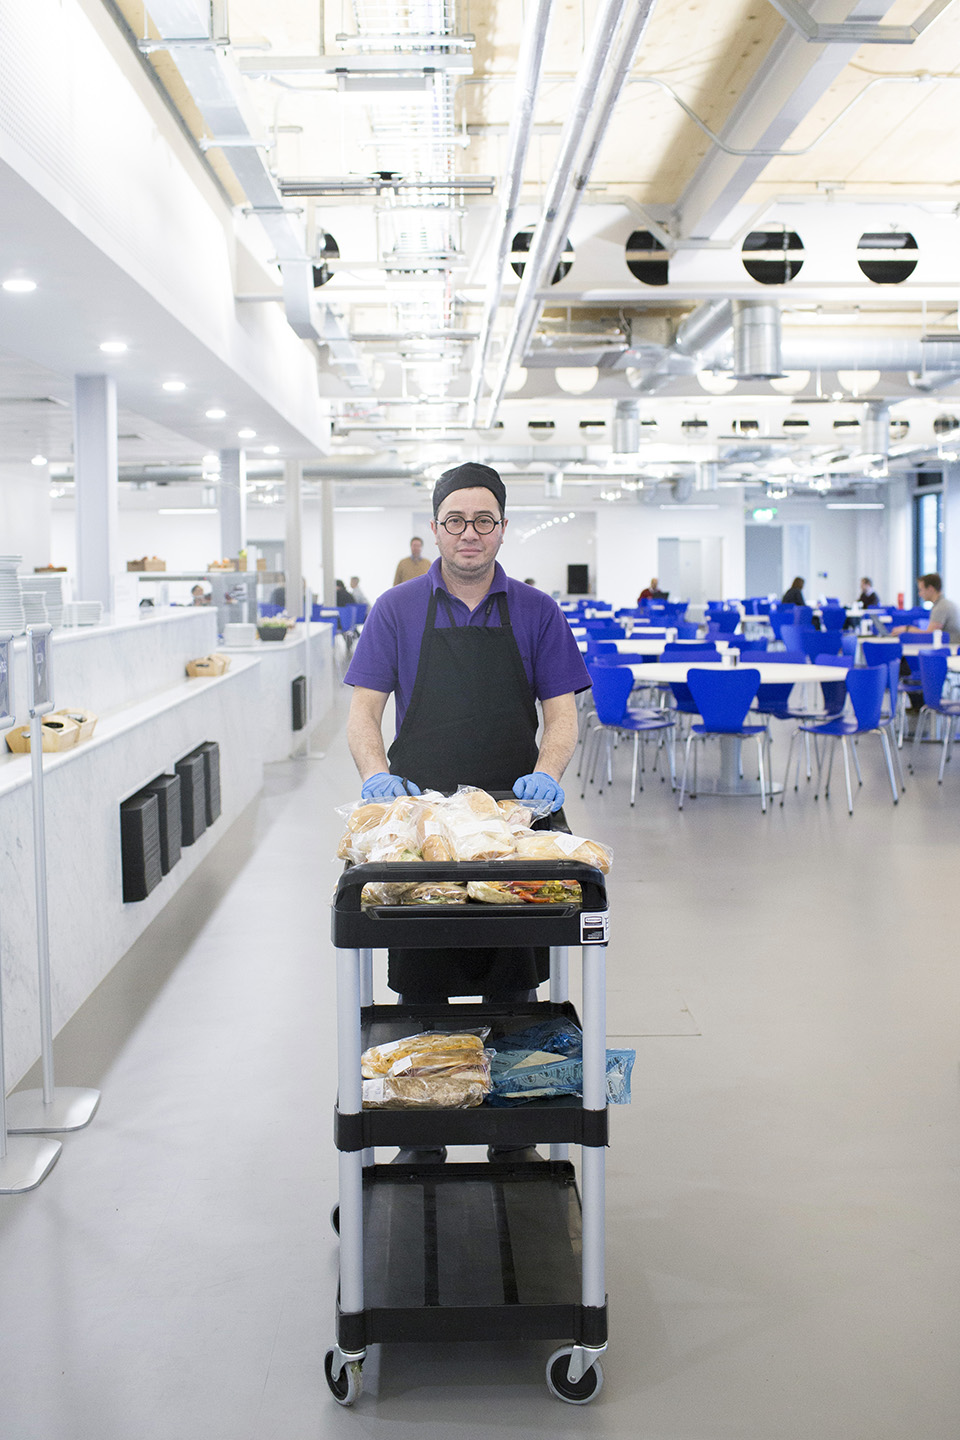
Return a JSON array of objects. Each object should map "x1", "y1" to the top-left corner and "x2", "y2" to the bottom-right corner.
[
  {"x1": 301, "y1": 586, "x2": 326, "y2": 761},
  {"x1": 6, "y1": 625, "x2": 100, "y2": 1135},
  {"x1": 0, "y1": 633, "x2": 61, "y2": 1188}
]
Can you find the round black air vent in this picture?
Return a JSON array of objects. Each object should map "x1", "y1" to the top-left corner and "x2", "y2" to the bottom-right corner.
[
  {"x1": 742, "y1": 229, "x2": 804, "y2": 284},
  {"x1": 510, "y1": 226, "x2": 574, "y2": 284},
  {"x1": 625, "y1": 230, "x2": 669, "y2": 286},
  {"x1": 856, "y1": 232, "x2": 918, "y2": 284},
  {"x1": 313, "y1": 233, "x2": 340, "y2": 287}
]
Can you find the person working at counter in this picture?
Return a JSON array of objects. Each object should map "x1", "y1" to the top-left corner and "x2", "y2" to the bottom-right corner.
[
  {"x1": 858, "y1": 576, "x2": 880, "y2": 608},
  {"x1": 344, "y1": 460, "x2": 590, "y2": 1007}
]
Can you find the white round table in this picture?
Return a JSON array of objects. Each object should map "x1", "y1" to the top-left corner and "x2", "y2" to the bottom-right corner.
[{"x1": 624, "y1": 661, "x2": 848, "y2": 797}]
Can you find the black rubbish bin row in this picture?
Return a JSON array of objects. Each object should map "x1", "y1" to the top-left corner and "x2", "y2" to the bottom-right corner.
[{"x1": 120, "y1": 741, "x2": 221, "y2": 903}]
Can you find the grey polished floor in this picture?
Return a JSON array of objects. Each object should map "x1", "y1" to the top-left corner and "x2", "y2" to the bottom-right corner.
[{"x1": 1, "y1": 698, "x2": 958, "y2": 1439}]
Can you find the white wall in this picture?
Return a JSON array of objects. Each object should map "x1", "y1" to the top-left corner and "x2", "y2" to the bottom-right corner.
[
  {"x1": 0, "y1": 462, "x2": 52, "y2": 572},
  {"x1": 333, "y1": 509, "x2": 438, "y2": 603},
  {"x1": 594, "y1": 492, "x2": 747, "y2": 609}
]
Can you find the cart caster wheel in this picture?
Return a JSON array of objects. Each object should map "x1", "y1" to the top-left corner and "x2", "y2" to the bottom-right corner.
[
  {"x1": 546, "y1": 1347, "x2": 603, "y2": 1405},
  {"x1": 324, "y1": 1349, "x2": 362, "y2": 1406},
  {"x1": 330, "y1": 1204, "x2": 339, "y2": 1236}
]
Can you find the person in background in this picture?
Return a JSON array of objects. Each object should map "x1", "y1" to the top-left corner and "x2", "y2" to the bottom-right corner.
[
  {"x1": 857, "y1": 577, "x2": 880, "y2": 608},
  {"x1": 349, "y1": 575, "x2": 368, "y2": 605},
  {"x1": 335, "y1": 578, "x2": 354, "y2": 608},
  {"x1": 393, "y1": 536, "x2": 431, "y2": 586},
  {"x1": 191, "y1": 583, "x2": 210, "y2": 605},
  {"x1": 892, "y1": 573, "x2": 960, "y2": 644},
  {"x1": 638, "y1": 577, "x2": 667, "y2": 601},
  {"x1": 782, "y1": 576, "x2": 805, "y2": 605}
]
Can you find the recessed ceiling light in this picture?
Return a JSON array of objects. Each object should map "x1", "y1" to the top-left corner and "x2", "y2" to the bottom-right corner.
[
  {"x1": 205, "y1": 407, "x2": 226, "y2": 420},
  {"x1": 162, "y1": 380, "x2": 186, "y2": 393},
  {"x1": 237, "y1": 427, "x2": 256, "y2": 439},
  {"x1": 31, "y1": 454, "x2": 47, "y2": 467},
  {"x1": 201, "y1": 453, "x2": 220, "y2": 467},
  {"x1": 99, "y1": 340, "x2": 127, "y2": 354},
  {"x1": 262, "y1": 444, "x2": 280, "y2": 455},
  {"x1": 2, "y1": 278, "x2": 37, "y2": 293}
]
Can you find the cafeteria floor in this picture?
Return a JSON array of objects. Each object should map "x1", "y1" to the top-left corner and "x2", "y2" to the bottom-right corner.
[{"x1": 1, "y1": 692, "x2": 958, "y2": 1440}]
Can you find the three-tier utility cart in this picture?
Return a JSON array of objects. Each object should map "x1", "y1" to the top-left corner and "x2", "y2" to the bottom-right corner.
[{"x1": 326, "y1": 856, "x2": 610, "y2": 1406}]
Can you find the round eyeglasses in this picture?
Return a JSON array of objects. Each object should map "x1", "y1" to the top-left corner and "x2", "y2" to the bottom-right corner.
[{"x1": 438, "y1": 515, "x2": 502, "y2": 536}]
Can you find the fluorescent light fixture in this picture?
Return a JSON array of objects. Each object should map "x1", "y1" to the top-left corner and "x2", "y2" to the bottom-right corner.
[
  {"x1": 158, "y1": 507, "x2": 219, "y2": 515},
  {"x1": 658, "y1": 504, "x2": 720, "y2": 511},
  {"x1": 2, "y1": 277, "x2": 36, "y2": 293},
  {"x1": 237, "y1": 427, "x2": 256, "y2": 439},
  {"x1": 162, "y1": 380, "x2": 186, "y2": 392},
  {"x1": 31, "y1": 454, "x2": 47, "y2": 467},
  {"x1": 205, "y1": 407, "x2": 227, "y2": 420},
  {"x1": 752, "y1": 507, "x2": 777, "y2": 522},
  {"x1": 826, "y1": 502, "x2": 885, "y2": 510},
  {"x1": 99, "y1": 340, "x2": 127, "y2": 354},
  {"x1": 262, "y1": 444, "x2": 280, "y2": 455},
  {"x1": 334, "y1": 506, "x2": 386, "y2": 512},
  {"x1": 201, "y1": 454, "x2": 220, "y2": 469}
]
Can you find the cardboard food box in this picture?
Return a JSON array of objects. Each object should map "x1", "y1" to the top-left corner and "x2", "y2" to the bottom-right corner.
[
  {"x1": 186, "y1": 653, "x2": 231, "y2": 678},
  {"x1": 5, "y1": 715, "x2": 81, "y2": 753},
  {"x1": 54, "y1": 708, "x2": 98, "y2": 743},
  {"x1": 127, "y1": 557, "x2": 166, "y2": 572}
]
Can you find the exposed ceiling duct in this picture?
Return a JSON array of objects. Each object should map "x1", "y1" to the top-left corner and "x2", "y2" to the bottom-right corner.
[
  {"x1": 732, "y1": 301, "x2": 782, "y2": 380},
  {"x1": 612, "y1": 399, "x2": 640, "y2": 454},
  {"x1": 860, "y1": 401, "x2": 890, "y2": 458},
  {"x1": 485, "y1": 0, "x2": 660, "y2": 423},
  {"x1": 142, "y1": 0, "x2": 369, "y2": 389},
  {"x1": 626, "y1": 300, "x2": 733, "y2": 393}
]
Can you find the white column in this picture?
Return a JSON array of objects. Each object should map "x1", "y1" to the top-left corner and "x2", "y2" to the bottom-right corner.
[
  {"x1": 74, "y1": 375, "x2": 118, "y2": 613},
  {"x1": 218, "y1": 448, "x2": 246, "y2": 561},
  {"x1": 284, "y1": 459, "x2": 303, "y2": 617},
  {"x1": 320, "y1": 477, "x2": 335, "y2": 606}
]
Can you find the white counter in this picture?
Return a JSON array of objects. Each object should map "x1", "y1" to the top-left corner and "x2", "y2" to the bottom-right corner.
[{"x1": 0, "y1": 616, "x2": 339, "y2": 1091}]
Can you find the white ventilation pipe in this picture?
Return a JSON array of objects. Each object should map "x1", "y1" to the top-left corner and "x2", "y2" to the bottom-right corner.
[
  {"x1": 675, "y1": 299, "x2": 733, "y2": 357},
  {"x1": 485, "y1": 0, "x2": 659, "y2": 425},
  {"x1": 733, "y1": 301, "x2": 782, "y2": 380},
  {"x1": 861, "y1": 402, "x2": 890, "y2": 458},
  {"x1": 613, "y1": 399, "x2": 641, "y2": 454},
  {"x1": 467, "y1": 0, "x2": 556, "y2": 428}
]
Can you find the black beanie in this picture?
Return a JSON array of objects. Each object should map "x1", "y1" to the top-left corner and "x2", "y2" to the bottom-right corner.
[{"x1": 432, "y1": 462, "x2": 506, "y2": 517}]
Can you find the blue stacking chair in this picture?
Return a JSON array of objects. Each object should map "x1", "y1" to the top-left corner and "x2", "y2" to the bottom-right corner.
[
  {"x1": 912, "y1": 650, "x2": 960, "y2": 782},
  {"x1": 678, "y1": 667, "x2": 770, "y2": 812},
  {"x1": 864, "y1": 638, "x2": 916, "y2": 745},
  {"x1": 753, "y1": 651, "x2": 807, "y2": 719},
  {"x1": 259, "y1": 602, "x2": 283, "y2": 618},
  {"x1": 711, "y1": 610, "x2": 740, "y2": 634},
  {"x1": 582, "y1": 665, "x2": 676, "y2": 804},
  {"x1": 731, "y1": 637, "x2": 769, "y2": 653},
  {"x1": 674, "y1": 623, "x2": 700, "y2": 640},
  {"x1": 768, "y1": 605, "x2": 796, "y2": 642},
  {"x1": 657, "y1": 648, "x2": 720, "y2": 733},
  {"x1": 820, "y1": 606, "x2": 847, "y2": 631},
  {"x1": 840, "y1": 632, "x2": 858, "y2": 657},
  {"x1": 786, "y1": 665, "x2": 899, "y2": 813},
  {"x1": 782, "y1": 625, "x2": 841, "y2": 662}
]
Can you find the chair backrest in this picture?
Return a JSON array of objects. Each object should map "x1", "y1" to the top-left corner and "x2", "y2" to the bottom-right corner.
[
  {"x1": 779, "y1": 623, "x2": 805, "y2": 652},
  {"x1": 820, "y1": 606, "x2": 847, "y2": 631},
  {"x1": 260, "y1": 602, "x2": 283, "y2": 618},
  {"x1": 686, "y1": 667, "x2": 761, "y2": 732},
  {"x1": 840, "y1": 632, "x2": 858, "y2": 656},
  {"x1": 732, "y1": 637, "x2": 769, "y2": 652},
  {"x1": 804, "y1": 629, "x2": 841, "y2": 658},
  {"x1": 795, "y1": 606, "x2": 815, "y2": 627},
  {"x1": 768, "y1": 605, "x2": 795, "y2": 639},
  {"x1": 846, "y1": 664, "x2": 887, "y2": 730},
  {"x1": 862, "y1": 639, "x2": 901, "y2": 667},
  {"x1": 587, "y1": 664, "x2": 633, "y2": 725},
  {"x1": 674, "y1": 623, "x2": 699, "y2": 639},
  {"x1": 918, "y1": 649, "x2": 948, "y2": 708},
  {"x1": 662, "y1": 645, "x2": 717, "y2": 661},
  {"x1": 758, "y1": 650, "x2": 806, "y2": 666},
  {"x1": 586, "y1": 640, "x2": 619, "y2": 656},
  {"x1": 815, "y1": 654, "x2": 852, "y2": 713},
  {"x1": 712, "y1": 610, "x2": 740, "y2": 633}
]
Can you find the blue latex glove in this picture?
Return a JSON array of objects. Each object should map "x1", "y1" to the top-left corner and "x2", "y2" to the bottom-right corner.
[
  {"x1": 513, "y1": 771, "x2": 565, "y2": 812},
  {"x1": 361, "y1": 772, "x2": 421, "y2": 801}
]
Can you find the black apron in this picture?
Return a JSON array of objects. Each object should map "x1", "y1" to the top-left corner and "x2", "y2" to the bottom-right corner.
[{"x1": 386, "y1": 586, "x2": 544, "y2": 998}]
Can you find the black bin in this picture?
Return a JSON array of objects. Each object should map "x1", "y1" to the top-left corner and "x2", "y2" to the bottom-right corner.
[
  {"x1": 120, "y1": 792, "x2": 162, "y2": 902},
  {"x1": 196, "y1": 740, "x2": 221, "y2": 825},
  {"x1": 141, "y1": 773, "x2": 182, "y2": 874},
  {"x1": 292, "y1": 675, "x2": 306, "y2": 732},
  {"x1": 175, "y1": 751, "x2": 207, "y2": 845}
]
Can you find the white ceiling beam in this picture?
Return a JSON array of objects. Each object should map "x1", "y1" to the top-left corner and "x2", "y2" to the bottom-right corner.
[{"x1": 673, "y1": 0, "x2": 901, "y2": 243}]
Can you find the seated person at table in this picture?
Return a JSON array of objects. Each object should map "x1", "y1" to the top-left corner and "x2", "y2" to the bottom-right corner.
[
  {"x1": 892, "y1": 573, "x2": 960, "y2": 644},
  {"x1": 638, "y1": 576, "x2": 667, "y2": 602},
  {"x1": 782, "y1": 576, "x2": 805, "y2": 606},
  {"x1": 857, "y1": 576, "x2": 879, "y2": 608}
]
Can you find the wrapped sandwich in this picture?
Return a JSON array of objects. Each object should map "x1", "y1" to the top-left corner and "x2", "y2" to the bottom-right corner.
[
  {"x1": 361, "y1": 1029, "x2": 492, "y2": 1109},
  {"x1": 512, "y1": 832, "x2": 612, "y2": 873},
  {"x1": 467, "y1": 879, "x2": 583, "y2": 905}
]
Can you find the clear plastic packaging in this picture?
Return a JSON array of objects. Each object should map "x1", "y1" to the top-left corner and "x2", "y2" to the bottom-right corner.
[
  {"x1": 510, "y1": 831, "x2": 613, "y2": 873},
  {"x1": 361, "y1": 1029, "x2": 493, "y2": 1109},
  {"x1": 487, "y1": 1018, "x2": 634, "y2": 1105}
]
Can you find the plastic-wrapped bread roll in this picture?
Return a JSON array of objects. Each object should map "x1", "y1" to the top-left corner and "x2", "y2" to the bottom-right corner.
[
  {"x1": 513, "y1": 832, "x2": 612, "y2": 873},
  {"x1": 361, "y1": 1031, "x2": 486, "y2": 1077},
  {"x1": 415, "y1": 801, "x2": 453, "y2": 862}
]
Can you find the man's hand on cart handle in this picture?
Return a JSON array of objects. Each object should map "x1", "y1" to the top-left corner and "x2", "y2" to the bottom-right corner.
[
  {"x1": 361, "y1": 772, "x2": 422, "y2": 800},
  {"x1": 513, "y1": 771, "x2": 565, "y2": 812}
]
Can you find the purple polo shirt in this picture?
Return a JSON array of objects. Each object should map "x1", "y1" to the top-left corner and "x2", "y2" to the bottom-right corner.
[{"x1": 344, "y1": 560, "x2": 591, "y2": 731}]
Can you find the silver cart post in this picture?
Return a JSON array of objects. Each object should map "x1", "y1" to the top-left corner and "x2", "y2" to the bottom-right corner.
[{"x1": 6, "y1": 625, "x2": 100, "y2": 1135}]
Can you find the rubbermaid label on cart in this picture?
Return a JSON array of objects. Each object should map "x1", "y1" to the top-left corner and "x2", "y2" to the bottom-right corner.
[{"x1": 580, "y1": 911, "x2": 609, "y2": 943}]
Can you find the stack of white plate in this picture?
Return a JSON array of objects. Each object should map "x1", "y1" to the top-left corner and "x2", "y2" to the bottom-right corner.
[
  {"x1": 63, "y1": 600, "x2": 103, "y2": 627},
  {"x1": 21, "y1": 591, "x2": 49, "y2": 625},
  {"x1": 0, "y1": 556, "x2": 25, "y2": 635},
  {"x1": 223, "y1": 622, "x2": 257, "y2": 646},
  {"x1": 24, "y1": 574, "x2": 64, "y2": 626}
]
